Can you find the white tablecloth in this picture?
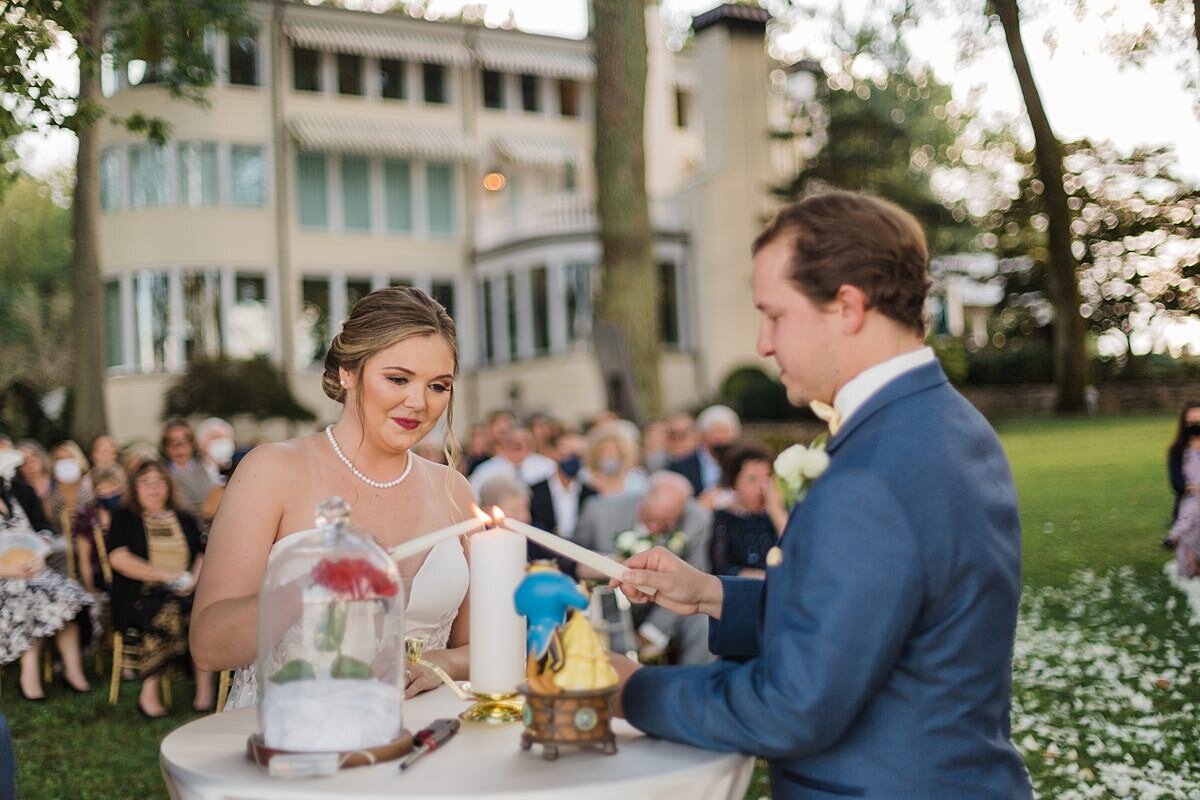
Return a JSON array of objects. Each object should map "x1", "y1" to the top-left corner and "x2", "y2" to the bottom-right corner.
[{"x1": 160, "y1": 686, "x2": 755, "y2": 800}]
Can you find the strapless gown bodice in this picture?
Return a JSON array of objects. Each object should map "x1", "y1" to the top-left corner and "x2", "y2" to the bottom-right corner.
[{"x1": 223, "y1": 533, "x2": 468, "y2": 711}]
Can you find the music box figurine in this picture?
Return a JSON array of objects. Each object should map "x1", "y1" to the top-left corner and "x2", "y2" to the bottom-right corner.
[{"x1": 513, "y1": 563, "x2": 619, "y2": 760}]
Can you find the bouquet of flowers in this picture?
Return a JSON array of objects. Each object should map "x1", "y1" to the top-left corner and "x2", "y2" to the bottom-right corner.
[
  {"x1": 773, "y1": 435, "x2": 830, "y2": 510},
  {"x1": 614, "y1": 527, "x2": 687, "y2": 561}
]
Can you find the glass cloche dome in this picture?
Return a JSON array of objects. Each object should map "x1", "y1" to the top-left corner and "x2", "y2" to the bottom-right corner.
[{"x1": 256, "y1": 497, "x2": 405, "y2": 752}]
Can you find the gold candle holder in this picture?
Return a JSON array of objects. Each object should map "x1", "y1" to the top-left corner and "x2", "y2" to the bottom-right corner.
[{"x1": 460, "y1": 690, "x2": 524, "y2": 724}]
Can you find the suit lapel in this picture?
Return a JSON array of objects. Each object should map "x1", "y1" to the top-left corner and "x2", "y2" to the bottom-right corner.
[{"x1": 826, "y1": 361, "x2": 949, "y2": 455}]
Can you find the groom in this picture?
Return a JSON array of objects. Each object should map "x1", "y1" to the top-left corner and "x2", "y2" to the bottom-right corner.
[{"x1": 613, "y1": 192, "x2": 1033, "y2": 798}]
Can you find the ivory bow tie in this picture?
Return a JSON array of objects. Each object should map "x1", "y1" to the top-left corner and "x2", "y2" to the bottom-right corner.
[{"x1": 809, "y1": 400, "x2": 842, "y2": 435}]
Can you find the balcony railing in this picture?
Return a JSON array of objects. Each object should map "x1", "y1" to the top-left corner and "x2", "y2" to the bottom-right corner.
[{"x1": 475, "y1": 191, "x2": 687, "y2": 251}]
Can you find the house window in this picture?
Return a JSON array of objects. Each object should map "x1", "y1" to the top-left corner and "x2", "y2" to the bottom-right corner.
[
  {"x1": 177, "y1": 141, "x2": 218, "y2": 207},
  {"x1": 564, "y1": 162, "x2": 576, "y2": 193},
  {"x1": 565, "y1": 262, "x2": 591, "y2": 344},
  {"x1": 228, "y1": 31, "x2": 259, "y2": 86},
  {"x1": 431, "y1": 280, "x2": 456, "y2": 319},
  {"x1": 128, "y1": 144, "x2": 167, "y2": 208},
  {"x1": 133, "y1": 271, "x2": 170, "y2": 372},
  {"x1": 422, "y1": 63, "x2": 447, "y2": 104},
  {"x1": 531, "y1": 266, "x2": 549, "y2": 355},
  {"x1": 675, "y1": 88, "x2": 690, "y2": 128},
  {"x1": 480, "y1": 279, "x2": 495, "y2": 363},
  {"x1": 293, "y1": 47, "x2": 321, "y2": 92},
  {"x1": 301, "y1": 277, "x2": 331, "y2": 366},
  {"x1": 100, "y1": 147, "x2": 122, "y2": 211},
  {"x1": 426, "y1": 163, "x2": 456, "y2": 236},
  {"x1": 228, "y1": 273, "x2": 273, "y2": 359},
  {"x1": 505, "y1": 273, "x2": 519, "y2": 361},
  {"x1": 296, "y1": 153, "x2": 328, "y2": 228},
  {"x1": 104, "y1": 280, "x2": 123, "y2": 368},
  {"x1": 337, "y1": 53, "x2": 363, "y2": 96},
  {"x1": 384, "y1": 159, "x2": 413, "y2": 233},
  {"x1": 346, "y1": 278, "x2": 372, "y2": 311},
  {"x1": 519, "y1": 74, "x2": 539, "y2": 112},
  {"x1": 340, "y1": 156, "x2": 371, "y2": 231},
  {"x1": 230, "y1": 145, "x2": 266, "y2": 207},
  {"x1": 482, "y1": 69, "x2": 504, "y2": 109},
  {"x1": 658, "y1": 261, "x2": 680, "y2": 346},
  {"x1": 380, "y1": 59, "x2": 406, "y2": 100},
  {"x1": 558, "y1": 80, "x2": 579, "y2": 117},
  {"x1": 183, "y1": 272, "x2": 223, "y2": 363}
]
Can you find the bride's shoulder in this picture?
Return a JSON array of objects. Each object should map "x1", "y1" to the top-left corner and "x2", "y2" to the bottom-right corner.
[{"x1": 230, "y1": 435, "x2": 319, "y2": 483}]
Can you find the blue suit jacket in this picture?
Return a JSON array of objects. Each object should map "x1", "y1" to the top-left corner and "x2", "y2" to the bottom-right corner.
[{"x1": 623, "y1": 362, "x2": 1032, "y2": 798}]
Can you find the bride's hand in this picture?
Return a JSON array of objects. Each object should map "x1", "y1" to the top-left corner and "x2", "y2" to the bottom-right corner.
[{"x1": 404, "y1": 662, "x2": 443, "y2": 699}]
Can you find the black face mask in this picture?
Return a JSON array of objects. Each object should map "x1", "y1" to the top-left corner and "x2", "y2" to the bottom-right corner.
[
  {"x1": 1186, "y1": 424, "x2": 1200, "y2": 439},
  {"x1": 558, "y1": 455, "x2": 582, "y2": 479},
  {"x1": 97, "y1": 494, "x2": 124, "y2": 512},
  {"x1": 709, "y1": 443, "x2": 731, "y2": 464}
]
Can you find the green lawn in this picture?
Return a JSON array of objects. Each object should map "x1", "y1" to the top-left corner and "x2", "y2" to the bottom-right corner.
[{"x1": 3, "y1": 414, "x2": 1192, "y2": 799}]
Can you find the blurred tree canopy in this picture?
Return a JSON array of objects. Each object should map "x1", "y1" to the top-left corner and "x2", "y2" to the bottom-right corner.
[{"x1": 162, "y1": 357, "x2": 315, "y2": 424}]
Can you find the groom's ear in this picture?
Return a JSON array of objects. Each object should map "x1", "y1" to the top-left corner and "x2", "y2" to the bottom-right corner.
[{"x1": 834, "y1": 284, "x2": 869, "y2": 335}]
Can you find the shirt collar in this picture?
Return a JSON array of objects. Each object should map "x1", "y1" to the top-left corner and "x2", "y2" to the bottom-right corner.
[{"x1": 834, "y1": 347, "x2": 937, "y2": 427}]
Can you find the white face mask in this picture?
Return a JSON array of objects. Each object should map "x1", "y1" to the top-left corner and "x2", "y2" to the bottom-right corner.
[
  {"x1": 207, "y1": 438, "x2": 235, "y2": 467},
  {"x1": 54, "y1": 459, "x2": 83, "y2": 485}
]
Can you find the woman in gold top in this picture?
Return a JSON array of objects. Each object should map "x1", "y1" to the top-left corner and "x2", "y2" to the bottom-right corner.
[{"x1": 107, "y1": 461, "x2": 212, "y2": 718}]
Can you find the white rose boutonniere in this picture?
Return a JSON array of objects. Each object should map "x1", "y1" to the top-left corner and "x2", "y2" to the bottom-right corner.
[
  {"x1": 774, "y1": 434, "x2": 829, "y2": 510},
  {"x1": 615, "y1": 528, "x2": 688, "y2": 561}
]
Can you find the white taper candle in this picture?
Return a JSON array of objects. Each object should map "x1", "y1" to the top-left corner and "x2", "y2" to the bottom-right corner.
[{"x1": 499, "y1": 517, "x2": 656, "y2": 596}]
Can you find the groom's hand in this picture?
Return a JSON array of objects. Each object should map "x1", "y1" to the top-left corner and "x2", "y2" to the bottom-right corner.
[
  {"x1": 608, "y1": 652, "x2": 641, "y2": 719},
  {"x1": 613, "y1": 546, "x2": 724, "y2": 619}
]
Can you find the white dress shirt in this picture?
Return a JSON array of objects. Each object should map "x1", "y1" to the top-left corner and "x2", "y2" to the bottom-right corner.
[
  {"x1": 469, "y1": 452, "x2": 558, "y2": 497},
  {"x1": 546, "y1": 474, "x2": 582, "y2": 539},
  {"x1": 833, "y1": 347, "x2": 937, "y2": 428}
]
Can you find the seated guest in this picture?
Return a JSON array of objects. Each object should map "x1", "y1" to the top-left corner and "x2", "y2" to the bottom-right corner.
[
  {"x1": 108, "y1": 460, "x2": 213, "y2": 717},
  {"x1": 584, "y1": 425, "x2": 640, "y2": 497},
  {"x1": 160, "y1": 418, "x2": 216, "y2": 522},
  {"x1": 45, "y1": 440, "x2": 93, "y2": 537},
  {"x1": 463, "y1": 423, "x2": 492, "y2": 477},
  {"x1": 528, "y1": 413, "x2": 561, "y2": 459},
  {"x1": 478, "y1": 474, "x2": 533, "y2": 526},
  {"x1": 15, "y1": 440, "x2": 53, "y2": 524},
  {"x1": 668, "y1": 404, "x2": 741, "y2": 500},
  {"x1": 72, "y1": 465, "x2": 128, "y2": 595},
  {"x1": 528, "y1": 431, "x2": 597, "y2": 571},
  {"x1": 469, "y1": 427, "x2": 556, "y2": 497},
  {"x1": 0, "y1": 453, "x2": 95, "y2": 700},
  {"x1": 665, "y1": 413, "x2": 698, "y2": 462},
  {"x1": 641, "y1": 419, "x2": 671, "y2": 473},
  {"x1": 195, "y1": 418, "x2": 236, "y2": 490},
  {"x1": 708, "y1": 442, "x2": 787, "y2": 578},
  {"x1": 90, "y1": 434, "x2": 120, "y2": 471},
  {"x1": 573, "y1": 472, "x2": 712, "y2": 664}
]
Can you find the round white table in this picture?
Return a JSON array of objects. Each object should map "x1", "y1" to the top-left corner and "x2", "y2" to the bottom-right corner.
[{"x1": 160, "y1": 687, "x2": 755, "y2": 800}]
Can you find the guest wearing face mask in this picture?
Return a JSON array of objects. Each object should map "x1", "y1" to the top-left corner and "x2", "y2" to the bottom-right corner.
[
  {"x1": 45, "y1": 441, "x2": 94, "y2": 538},
  {"x1": 72, "y1": 465, "x2": 128, "y2": 595},
  {"x1": 527, "y1": 431, "x2": 598, "y2": 573},
  {"x1": 585, "y1": 426, "x2": 639, "y2": 497},
  {"x1": 195, "y1": 418, "x2": 237, "y2": 528},
  {"x1": 1166, "y1": 401, "x2": 1200, "y2": 578},
  {"x1": 667, "y1": 405, "x2": 742, "y2": 506}
]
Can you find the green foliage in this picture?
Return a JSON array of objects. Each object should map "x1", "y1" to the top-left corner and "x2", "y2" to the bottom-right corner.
[
  {"x1": 162, "y1": 356, "x2": 315, "y2": 423},
  {"x1": 717, "y1": 365, "x2": 794, "y2": 421},
  {"x1": 928, "y1": 336, "x2": 969, "y2": 385}
]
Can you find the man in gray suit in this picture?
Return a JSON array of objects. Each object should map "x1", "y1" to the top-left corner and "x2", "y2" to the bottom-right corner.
[{"x1": 573, "y1": 472, "x2": 712, "y2": 664}]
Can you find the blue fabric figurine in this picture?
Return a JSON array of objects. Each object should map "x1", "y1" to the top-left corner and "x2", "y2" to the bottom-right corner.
[{"x1": 514, "y1": 563, "x2": 588, "y2": 659}]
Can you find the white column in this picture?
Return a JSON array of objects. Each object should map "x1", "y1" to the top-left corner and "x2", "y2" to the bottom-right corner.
[
  {"x1": 548, "y1": 261, "x2": 567, "y2": 354},
  {"x1": 219, "y1": 266, "x2": 236, "y2": 355},
  {"x1": 412, "y1": 162, "x2": 429, "y2": 237},
  {"x1": 120, "y1": 272, "x2": 136, "y2": 371},
  {"x1": 167, "y1": 268, "x2": 185, "y2": 371},
  {"x1": 491, "y1": 274, "x2": 509, "y2": 365},
  {"x1": 370, "y1": 157, "x2": 386, "y2": 236},
  {"x1": 217, "y1": 142, "x2": 232, "y2": 205},
  {"x1": 456, "y1": 273, "x2": 475, "y2": 369},
  {"x1": 413, "y1": 275, "x2": 432, "y2": 296},
  {"x1": 514, "y1": 268, "x2": 533, "y2": 361},
  {"x1": 321, "y1": 51, "x2": 335, "y2": 97},
  {"x1": 266, "y1": 268, "x2": 283, "y2": 366}
]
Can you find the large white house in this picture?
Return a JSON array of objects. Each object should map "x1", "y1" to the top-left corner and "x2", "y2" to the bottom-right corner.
[{"x1": 96, "y1": 1, "x2": 784, "y2": 440}]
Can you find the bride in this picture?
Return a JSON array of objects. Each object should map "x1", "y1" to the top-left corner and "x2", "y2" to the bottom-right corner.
[{"x1": 191, "y1": 287, "x2": 474, "y2": 709}]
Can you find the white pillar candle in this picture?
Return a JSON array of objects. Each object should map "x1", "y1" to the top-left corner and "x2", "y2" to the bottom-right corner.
[{"x1": 468, "y1": 526, "x2": 527, "y2": 696}]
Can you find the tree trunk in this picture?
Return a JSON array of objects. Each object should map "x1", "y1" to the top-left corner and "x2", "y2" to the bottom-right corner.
[
  {"x1": 592, "y1": 0, "x2": 662, "y2": 421},
  {"x1": 69, "y1": 0, "x2": 110, "y2": 441},
  {"x1": 1192, "y1": 0, "x2": 1200, "y2": 61},
  {"x1": 994, "y1": 0, "x2": 1088, "y2": 413}
]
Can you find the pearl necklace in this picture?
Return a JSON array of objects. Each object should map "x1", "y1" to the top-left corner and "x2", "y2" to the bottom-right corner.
[{"x1": 325, "y1": 425, "x2": 413, "y2": 489}]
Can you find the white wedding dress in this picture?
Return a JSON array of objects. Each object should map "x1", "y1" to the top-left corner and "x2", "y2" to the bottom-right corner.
[{"x1": 223, "y1": 533, "x2": 468, "y2": 711}]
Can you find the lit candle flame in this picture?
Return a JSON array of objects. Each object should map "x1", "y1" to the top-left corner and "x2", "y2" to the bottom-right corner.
[
  {"x1": 472, "y1": 504, "x2": 493, "y2": 527},
  {"x1": 490, "y1": 506, "x2": 507, "y2": 526}
]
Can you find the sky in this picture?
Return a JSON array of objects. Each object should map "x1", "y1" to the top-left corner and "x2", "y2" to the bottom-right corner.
[{"x1": 15, "y1": 0, "x2": 1200, "y2": 181}]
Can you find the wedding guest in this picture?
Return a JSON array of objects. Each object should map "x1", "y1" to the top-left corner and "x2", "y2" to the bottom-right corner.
[
  {"x1": 486, "y1": 409, "x2": 517, "y2": 450},
  {"x1": 664, "y1": 413, "x2": 697, "y2": 461},
  {"x1": 72, "y1": 465, "x2": 128, "y2": 595},
  {"x1": 108, "y1": 460, "x2": 211, "y2": 717},
  {"x1": 195, "y1": 418, "x2": 236, "y2": 488},
  {"x1": 528, "y1": 413, "x2": 560, "y2": 458},
  {"x1": 463, "y1": 423, "x2": 492, "y2": 476},
  {"x1": 16, "y1": 440, "x2": 53, "y2": 519},
  {"x1": 478, "y1": 474, "x2": 533, "y2": 525},
  {"x1": 708, "y1": 443, "x2": 787, "y2": 578},
  {"x1": 642, "y1": 419, "x2": 671, "y2": 473},
  {"x1": 45, "y1": 440, "x2": 94, "y2": 538},
  {"x1": 528, "y1": 431, "x2": 597, "y2": 572},
  {"x1": 0, "y1": 459, "x2": 94, "y2": 700},
  {"x1": 574, "y1": 472, "x2": 711, "y2": 664},
  {"x1": 192, "y1": 287, "x2": 475, "y2": 707},
  {"x1": 667, "y1": 405, "x2": 741, "y2": 499},
  {"x1": 90, "y1": 434, "x2": 120, "y2": 471},
  {"x1": 160, "y1": 419, "x2": 216, "y2": 521},
  {"x1": 585, "y1": 425, "x2": 640, "y2": 497},
  {"x1": 1165, "y1": 401, "x2": 1200, "y2": 578},
  {"x1": 613, "y1": 192, "x2": 1031, "y2": 799},
  {"x1": 468, "y1": 427, "x2": 556, "y2": 497},
  {"x1": 121, "y1": 442, "x2": 160, "y2": 477}
]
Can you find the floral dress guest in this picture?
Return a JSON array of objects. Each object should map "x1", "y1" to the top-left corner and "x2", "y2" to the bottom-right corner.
[
  {"x1": 0, "y1": 466, "x2": 95, "y2": 700},
  {"x1": 1167, "y1": 402, "x2": 1200, "y2": 578},
  {"x1": 108, "y1": 460, "x2": 213, "y2": 717},
  {"x1": 707, "y1": 442, "x2": 788, "y2": 579}
]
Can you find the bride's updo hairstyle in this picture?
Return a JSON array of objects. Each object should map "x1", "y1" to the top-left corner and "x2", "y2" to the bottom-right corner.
[{"x1": 322, "y1": 286, "x2": 461, "y2": 467}]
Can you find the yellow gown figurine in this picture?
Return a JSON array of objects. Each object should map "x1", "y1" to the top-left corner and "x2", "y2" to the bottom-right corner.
[{"x1": 553, "y1": 610, "x2": 618, "y2": 692}]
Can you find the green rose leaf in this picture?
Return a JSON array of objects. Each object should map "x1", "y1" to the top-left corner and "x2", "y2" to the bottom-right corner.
[
  {"x1": 269, "y1": 659, "x2": 316, "y2": 684},
  {"x1": 330, "y1": 654, "x2": 373, "y2": 679}
]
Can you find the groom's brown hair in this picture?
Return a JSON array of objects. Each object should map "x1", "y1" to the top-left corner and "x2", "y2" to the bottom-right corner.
[{"x1": 752, "y1": 191, "x2": 931, "y2": 335}]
